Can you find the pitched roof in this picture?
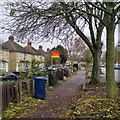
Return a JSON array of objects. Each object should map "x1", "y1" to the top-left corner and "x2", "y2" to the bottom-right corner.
[
  {"x1": 0, "y1": 43, "x2": 9, "y2": 51},
  {"x1": 0, "y1": 59, "x2": 8, "y2": 62},
  {"x1": 37, "y1": 49, "x2": 46, "y2": 56},
  {"x1": 24, "y1": 45, "x2": 39, "y2": 55},
  {"x1": 2, "y1": 40, "x2": 25, "y2": 53}
]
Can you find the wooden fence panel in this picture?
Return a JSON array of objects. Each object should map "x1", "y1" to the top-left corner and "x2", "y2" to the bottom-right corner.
[
  {"x1": 2, "y1": 81, "x2": 21, "y2": 110},
  {"x1": 2, "y1": 84, "x2": 8, "y2": 110},
  {"x1": 18, "y1": 80, "x2": 22, "y2": 103},
  {"x1": 11, "y1": 82, "x2": 15, "y2": 103},
  {"x1": 30, "y1": 79, "x2": 34, "y2": 97},
  {"x1": 7, "y1": 84, "x2": 11, "y2": 103},
  {"x1": 2, "y1": 79, "x2": 35, "y2": 110},
  {"x1": 5, "y1": 84, "x2": 8, "y2": 109},
  {"x1": 2, "y1": 84, "x2": 5, "y2": 110},
  {"x1": 14, "y1": 82, "x2": 19, "y2": 103},
  {"x1": 22, "y1": 80, "x2": 31, "y2": 94}
]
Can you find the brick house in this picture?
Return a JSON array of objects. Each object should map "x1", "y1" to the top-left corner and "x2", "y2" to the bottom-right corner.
[
  {"x1": 37, "y1": 45, "x2": 46, "y2": 67},
  {"x1": 1, "y1": 36, "x2": 47, "y2": 72},
  {"x1": 2, "y1": 36, "x2": 30, "y2": 72},
  {"x1": 0, "y1": 44, "x2": 9, "y2": 72},
  {"x1": 24, "y1": 41, "x2": 45, "y2": 67}
]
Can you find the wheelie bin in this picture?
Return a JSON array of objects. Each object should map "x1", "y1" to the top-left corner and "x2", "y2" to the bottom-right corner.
[{"x1": 33, "y1": 77, "x2": 47, "y2": 100}]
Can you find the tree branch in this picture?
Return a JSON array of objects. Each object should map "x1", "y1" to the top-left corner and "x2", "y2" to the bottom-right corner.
[{"x1": 88, "y1": 2, "x2": 112, "y2": 16}]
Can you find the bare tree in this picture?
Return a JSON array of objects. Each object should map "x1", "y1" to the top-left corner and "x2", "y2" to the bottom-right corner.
[
  {"x1": 86, "y1": 2, "x2": 120, "y2": 98},
  {"x1": 63, "y1": 35, "x2": 87, "y2": 64},
  {"x1": 2, "y1": 1, "x2": 120, "y2": 98},
  {"x1": 2, "y1": 1, "x2": 106, "y2": 85}
]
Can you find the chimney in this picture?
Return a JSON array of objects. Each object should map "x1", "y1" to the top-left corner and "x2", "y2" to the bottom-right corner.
[
  {"x1": 47, "y1": 48, "x2": 49, "y2": 52},
  {"x1": 9, "y1": 36, "x2": 14, "y2": 42},
  {"x1": 39, "y1": 45, "x2": 42, "y2": 50},
  {"x1": 28, "y1": 40, "x2": 31, "y2": 46}
]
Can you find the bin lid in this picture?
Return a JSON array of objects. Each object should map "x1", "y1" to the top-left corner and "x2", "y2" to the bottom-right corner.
[{"x1": 33, "y1": 77, "x2": 47, "y2": 81}]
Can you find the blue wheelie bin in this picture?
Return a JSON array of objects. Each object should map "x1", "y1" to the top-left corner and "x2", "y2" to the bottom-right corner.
[{"x1": 33, "y1": 77, "x2": 47, "y2": 100}]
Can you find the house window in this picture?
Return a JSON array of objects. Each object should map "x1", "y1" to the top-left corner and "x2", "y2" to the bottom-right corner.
[
  {"x1": 3, "y1": 63, "x2": 6, "y2": 68},
  {"x1": 40, "y1": 56, "x2": 42, "y2": 61},
  {"x1": 26, "y1": 63, "x2": 30, "y2": 68},
  {"x1": 20, "y1": 53, "x2": 23, "y2": 57},
  {"x1": 20, "y1": 63, "x2": 25, "y2": 68},
  {"x1": 25, "y1": 53, "x2": 28, "y2": 57},
  {"x1": 0, "y1": 62, "x2": 6, "y2": 69},
  {"x1": 0, "y1": 50, "x2": 3, "y2": 55}
]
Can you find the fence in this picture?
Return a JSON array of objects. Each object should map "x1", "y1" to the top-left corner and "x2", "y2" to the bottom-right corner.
[
  {"x1": 22, "y1": 79, "x2": 34, "y2": 96},
  {"x1": 2, "y1": 79, "x2": 34, "y2": 110},
  {"x1": 2, "y1": 81, "x2": 20, "y2": 110}
]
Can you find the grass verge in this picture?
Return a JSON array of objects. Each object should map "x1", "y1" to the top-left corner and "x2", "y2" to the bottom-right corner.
[
  {"x1": 64, "y1": 83, "x2": 120, "y2": 119},
  {"x1": 2, "y1": 94, "x2": 47, "y2": 119}
]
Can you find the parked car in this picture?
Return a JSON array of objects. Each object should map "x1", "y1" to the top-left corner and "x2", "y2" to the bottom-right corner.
[
  {"x1": 61, "y1": 66, "x2": 66, "y2": 72},
  {"x1": 101, "y1": 64, "x2": 105, "y2": 67},
  {"x1": 48, "y1": 65, "x2": 58, "y2": 71},
  {"x1": 36, "y1": 67, "x2": 48, "y2": 73},
  {"x1": 114, "y1": 65, "x2": 120, "y2": 69},
  {"x1": 40, "y1": 68, "x2": 48, "y2": 72},
  {"x1": 61, "y1": 66, "x2": 70, "y2": 75}
]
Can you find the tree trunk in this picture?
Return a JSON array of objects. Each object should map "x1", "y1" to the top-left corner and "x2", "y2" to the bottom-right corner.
[
  {"x1": 89, "y1": 49, "x2": 100, "y2": 85},
  {"x1": 106, "y1": 20, "x2": 117, "y2": 98}
]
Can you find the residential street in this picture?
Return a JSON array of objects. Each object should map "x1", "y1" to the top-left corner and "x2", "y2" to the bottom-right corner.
[
  {"x1": 27, "y1": 68, "x2": 119, "y2": 118},
  {"x1": 115, "y1": 69, "x2": 120, "y2": 83},
  {"x1": 27, "y1": 70, "x2": 88, "y2": 118},
  {"x1": 1, "y1": 68, "x2": 119, "y2": 118},
  {"x1": 101, "y1": 67, "x2": 120, "y2": 83}
]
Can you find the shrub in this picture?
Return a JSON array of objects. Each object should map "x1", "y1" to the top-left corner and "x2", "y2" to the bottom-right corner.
[
  {"x1": 20, "y1": 71, "x2": 28, "y2": 78},
  {"x1": 48, "y1": 73, "x2": 57, "y2": 86},
  {"x1": 66, "y1": 70, "x2": 69, "y2": 77},
  {"x1": 47, "y1": 86, "x2": 53, "y2": 90},
  {"x1": 56, "y1": 71, "x2": 64, "y2": 80},
  {"x1": 27, "y1": 72, "x2": 34, "y2": 78},
  {"x1": 73, "y1": 64, "x2": 78, "y2": 70},
  {"x1": 3, "y1": 80, "x2": 11, "y2": 84},
  {"x1": 86, "y1": 70, "x2": 92, "y2": 78},
  {"x1": 73, "y1": 67, "x2": 77, "y2": 72},
  {"x1": 39, "y1": 71, "x2": 46, "y2": 77},
  {"x1": 0, "y1": 73, "x2": 4, "y2": 76},
  {"x1": 81, "y1": 64, "x2": 87, "y2": 67}
]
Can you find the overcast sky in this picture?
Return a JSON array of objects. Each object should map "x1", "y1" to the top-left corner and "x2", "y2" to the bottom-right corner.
[{"x1": 0, "y1": 1, "x2": 119, "y2": 52}]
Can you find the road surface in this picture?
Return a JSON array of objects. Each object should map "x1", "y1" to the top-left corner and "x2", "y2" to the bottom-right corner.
[{"x1": 101, "y1": 67, "x2": 120, "y2": 83}]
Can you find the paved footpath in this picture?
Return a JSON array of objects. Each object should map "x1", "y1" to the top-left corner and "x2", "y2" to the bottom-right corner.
[{"x1": 28, "y1": 70, "x2": 88, "y2": 118}]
